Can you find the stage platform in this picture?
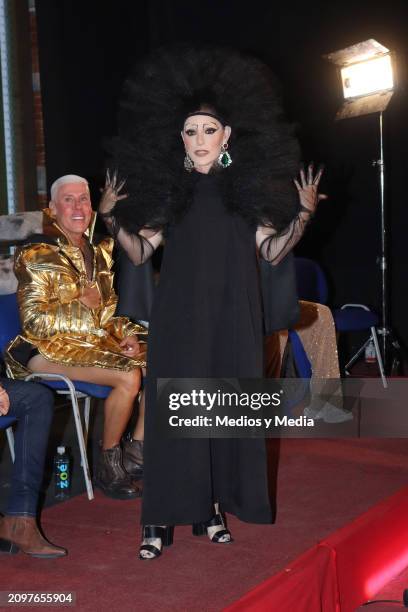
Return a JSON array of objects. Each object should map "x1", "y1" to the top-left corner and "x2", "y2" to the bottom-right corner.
[{"x1": 1, "y1": 437, "x2": 408, "y2": 611}]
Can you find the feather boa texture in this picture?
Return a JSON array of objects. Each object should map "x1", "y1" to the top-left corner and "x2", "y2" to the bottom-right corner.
[{"x1": 110, "y1": 44, "x2": 301, "y2": 235}]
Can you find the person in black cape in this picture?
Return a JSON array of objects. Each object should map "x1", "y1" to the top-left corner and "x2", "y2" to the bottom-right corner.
[{"x1": 99, "y1": 45, "x2": 327, "y2": 560}]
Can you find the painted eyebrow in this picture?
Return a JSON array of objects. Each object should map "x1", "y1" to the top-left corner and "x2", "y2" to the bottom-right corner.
[{"x1": 184, "y1": 122, "x2": 219, "y2": 129}]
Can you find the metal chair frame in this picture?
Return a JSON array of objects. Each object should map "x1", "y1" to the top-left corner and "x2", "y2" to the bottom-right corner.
[
  {"x1": 341, "y1": 304, "x2": 387, "y2": 388},
  {"x1": 5, "y1": 427, "x2": 15, "y2": 462},
  {"x1": 24, "y1": 373, "x2": 96, "y2": 500},
  {"x1": 0, "y1": 420, "x2": 16, "y2": 463}
]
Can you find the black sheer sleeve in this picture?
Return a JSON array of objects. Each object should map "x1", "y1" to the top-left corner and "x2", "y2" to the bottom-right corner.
[
  {"x1": 257, "y1": 210, "x2": 312, "y2": 265},
  {"x1": 101, "y1": 214, "x2": 163, "y2": 266}
]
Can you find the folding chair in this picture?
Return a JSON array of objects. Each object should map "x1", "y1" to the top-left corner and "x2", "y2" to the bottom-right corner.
[
  {"x1": 0, "y1": 292, "x2": 112, "y2": 500},
  {"x1": 294, "y1": 257, "x2": 387, "y2": 388},
  {"x1": 333, "y1": 303, "x2": 386, "y2": 388}
]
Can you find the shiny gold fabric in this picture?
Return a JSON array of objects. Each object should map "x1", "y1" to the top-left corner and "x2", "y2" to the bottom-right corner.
[
  {"x1": 5, "y1": 209, "x2": 147, "y2": 379},
  {"x1": 276, "y1": 300, "x2": 343, "y2": 408},
  {"x1": 278, "y1": 301, "x2": 340, "y2": 378}
]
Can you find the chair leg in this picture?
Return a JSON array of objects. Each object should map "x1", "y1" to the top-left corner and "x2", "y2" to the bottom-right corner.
[
  {"x1": 344, "y1": 337, "x2": 371, "y2": 372},
  {"x1": 371, "y1": 327, "x2": 388, "y2": 389},
  {"x1": 68, "y1": 389, "x2": 94, "y2": 501},
  {"x1": 6, "y1": 427, "x2": 15, "y2": 463},
  {"x1": 83, "y1": 396, "x2": 91, "y2": 451},
  {"x1": 23, "y1": 373, "x2": 95, "y2": 499}
]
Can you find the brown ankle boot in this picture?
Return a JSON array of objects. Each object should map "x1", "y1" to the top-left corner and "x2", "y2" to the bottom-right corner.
[
  {"x1": 95, "y1": 445, "x2": 142, "y2": 499},
  {"x1": 0, "y1": 515, "x2": 67, "y2": 558},
  {"x1": 122, "y1": 438, "x2": 144, "y2": 478}
]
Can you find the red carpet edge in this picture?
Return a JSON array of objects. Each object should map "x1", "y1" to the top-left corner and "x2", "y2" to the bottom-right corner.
[{"x1": 225, "y1": 485, "x2": 408, "y2": 612}]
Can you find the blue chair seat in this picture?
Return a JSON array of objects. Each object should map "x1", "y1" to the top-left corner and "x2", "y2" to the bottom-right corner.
[
  {"x1": 282, "y1": 331, "x2": 312, "y2": 415},
  {"x1": 333, "y1": 308, "x2": 378, "y2": 332},
  {"x1": 0, "y1": 293, "x2": 21, "y2": 350},
  {"x1": 0, "y1": 415, "x2": 17, "y2": 429},
  {"x1": 43, "y1": 380, "x2": 112, "y2": 399},
  {"x1": 288, "y1": 330, "x2": 312, "y2": 378}
]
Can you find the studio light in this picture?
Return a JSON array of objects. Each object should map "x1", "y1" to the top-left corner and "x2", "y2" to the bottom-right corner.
[
  {"x1": 324, "y1": 39, "x2": 400, "y2": 373},
  {"x1": 341, "y1": 55, "x2": 393, "y2": 100},
  {"x1": 325, "y1": 39, "x2": 395, "y2": 119}
]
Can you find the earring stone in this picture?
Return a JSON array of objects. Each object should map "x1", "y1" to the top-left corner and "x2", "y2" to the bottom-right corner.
[
  {"x1": 184, "y1": 152, "x2": 194, "y2": 172},
  {"x1": 218, "y1": 149, "x2": 232, "y2": 169}
]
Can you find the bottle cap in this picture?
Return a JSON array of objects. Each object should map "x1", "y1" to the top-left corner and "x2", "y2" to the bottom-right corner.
[{"x1": 57, "y1": 446, "x2": 66, "y2": 455}]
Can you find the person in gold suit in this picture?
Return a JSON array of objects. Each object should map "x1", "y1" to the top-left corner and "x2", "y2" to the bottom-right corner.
[{"x1": 5, "y1": 175, "x2": 147, "y2": 500}]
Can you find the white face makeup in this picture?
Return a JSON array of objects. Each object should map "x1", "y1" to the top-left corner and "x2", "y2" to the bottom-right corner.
[{"x1": 181, "y1": 114, "x2": 231, "y2": 174}]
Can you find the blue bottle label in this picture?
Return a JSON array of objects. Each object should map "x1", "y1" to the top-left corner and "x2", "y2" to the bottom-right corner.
[{"x1": 55, "y1": 458, "x2": 70, "y2": 492}]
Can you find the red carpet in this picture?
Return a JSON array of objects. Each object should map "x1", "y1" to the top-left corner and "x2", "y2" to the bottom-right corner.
[{"x1": 1, "y1": 438, "x2": 408, "y2": 611}]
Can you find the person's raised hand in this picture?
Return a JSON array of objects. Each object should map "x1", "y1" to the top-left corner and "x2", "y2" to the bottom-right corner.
[
  {"x1": 293, "y1": 163, "x2": 328, "y2": 216},
  {"x1": 99, "y1": 169, "x2": 128, "y2": 217}
]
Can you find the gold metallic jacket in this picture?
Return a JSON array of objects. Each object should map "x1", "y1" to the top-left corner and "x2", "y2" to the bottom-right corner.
[{"x1": 5, "y1": 209, "x2": 147, "y2": 379}]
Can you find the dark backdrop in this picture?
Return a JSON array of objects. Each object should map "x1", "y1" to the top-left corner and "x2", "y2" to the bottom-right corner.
[{"x1": 35, "y1": 0, "x2": 408, "y2": 350}]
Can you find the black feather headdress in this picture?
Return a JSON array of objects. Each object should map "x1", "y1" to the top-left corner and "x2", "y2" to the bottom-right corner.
[{"x1": 111, "y1": 44, "x2": 301, "y2": 234}]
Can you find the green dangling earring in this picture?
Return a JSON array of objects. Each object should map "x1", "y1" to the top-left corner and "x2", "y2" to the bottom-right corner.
[{"x1": 218, "y1": 143, "x2": 232, "y2": 169}]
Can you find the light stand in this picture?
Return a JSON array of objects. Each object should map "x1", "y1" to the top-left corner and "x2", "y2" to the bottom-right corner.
[
  {"x1": 375, "y1": 112, "x2": 388, "y2": 367},
  {"x1": 373, "y1": 111, "x2": 401, "y2": 372},
  {"x1": 325, "y1": 39, "x2": 401, "y2": 374}
]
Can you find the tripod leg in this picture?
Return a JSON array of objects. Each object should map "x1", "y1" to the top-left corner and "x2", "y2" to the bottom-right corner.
[{"x1": 371, "y1": 327, "x2": 387, "y2": 389}]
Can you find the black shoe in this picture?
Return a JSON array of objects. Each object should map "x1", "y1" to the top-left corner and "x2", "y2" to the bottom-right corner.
[
  {"x1": 122, "y1": 437, "x2": 144, "y2": 478},
  {"x1": 139, "y1": 525, "x2": 174, "y2": 560},
  {"x1": 192, "y1": 513, "x2": 233, "y2": 543},
  {"x1": 94, "y1": 445, "x2": 142, "y2": 500}
]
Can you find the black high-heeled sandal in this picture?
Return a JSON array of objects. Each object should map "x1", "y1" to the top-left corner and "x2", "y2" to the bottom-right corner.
[
  {"x1": 139, "y1": 525, "x2": 174, "y2": 560},
  {"x1": 192, "y1": 513, "x2": 233, "y2": 543}
]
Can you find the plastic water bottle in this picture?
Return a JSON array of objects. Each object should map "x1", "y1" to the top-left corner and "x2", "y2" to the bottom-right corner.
[
  {"x1": 54, "y1": 446, "x2": 71, "y2": 499},
  {"x1": 365, "y1": 339, "x2": 377, "y2": 363}
]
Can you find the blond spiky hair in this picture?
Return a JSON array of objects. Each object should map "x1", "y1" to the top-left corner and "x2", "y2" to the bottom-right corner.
[{"x1": 50, "y1": 175, "x2": 89, "y2": 201}]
